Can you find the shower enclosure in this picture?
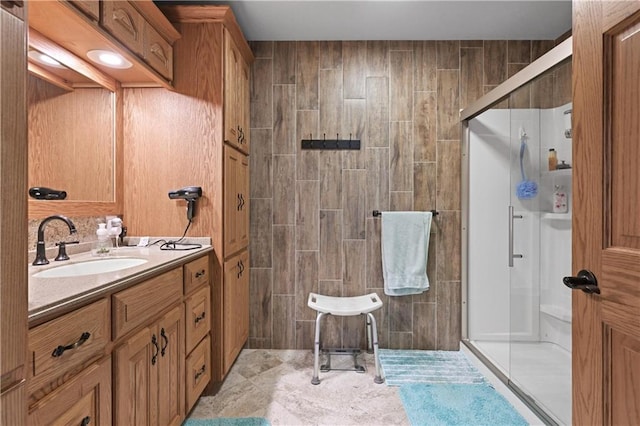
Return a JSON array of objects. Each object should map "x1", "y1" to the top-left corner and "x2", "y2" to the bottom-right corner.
[{"x1": 461, "y1": 40, "x2": 572, "y2": 425}]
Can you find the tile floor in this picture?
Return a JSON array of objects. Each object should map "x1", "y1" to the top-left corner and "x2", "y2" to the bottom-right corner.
[{"x1": 187, "y1": 347, "x2": 544, "y2": 425}]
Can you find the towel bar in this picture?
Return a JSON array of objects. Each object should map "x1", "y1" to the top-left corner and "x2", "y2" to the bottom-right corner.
[{"x1": 372, "y1": 209, "x2": 438, "y2": 217}]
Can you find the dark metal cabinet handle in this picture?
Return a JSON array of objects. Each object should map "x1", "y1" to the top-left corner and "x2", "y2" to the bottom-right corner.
[
  {"x1": 151, "y1": 334, "x2": 159, "y2": 365},
  {"x1": 237, "y1": 193, "x2": 242, "y2": 211},
  {"x1": 194, "y1": 364, "x2": 206, "y2": 381},
  {"x1": 563, "y1": 269, "x2": 600, "y2": 294},
  {"x1": 80, "y1": 416, "x2": 91, "y2": 426},
  {"x1": 236, "y1": 260, "x2": 244, "y2": 279},
  {"x1": 195, "y1": 269, "x2": 206, "y2": 278},
  {"x1": 51, "y1": 332, "x2": 91, "y2": 357},
  {"x1": 195, "y1": 312, "x2": 206, "y2": 324},
  {"x1": 160, "y1": 328, "x2": 169, "y2": 357}
]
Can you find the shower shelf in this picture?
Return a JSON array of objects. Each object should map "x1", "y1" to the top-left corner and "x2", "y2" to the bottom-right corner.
[
  {"x1": 541, "y1": 212, "x2": 571, "y2": 221},
  {"x1": 541, "y1": 169, "x2": 572, "y2": 177}
]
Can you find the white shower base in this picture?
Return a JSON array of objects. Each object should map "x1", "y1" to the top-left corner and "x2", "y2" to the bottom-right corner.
[{"x1": 470, "y1": 340, "x2": 571, "y2": 425}]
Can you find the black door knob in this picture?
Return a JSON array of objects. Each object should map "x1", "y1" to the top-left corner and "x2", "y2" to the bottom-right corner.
[{"x1": 563, "y1": 269, "x2": 600, "y2": 294}]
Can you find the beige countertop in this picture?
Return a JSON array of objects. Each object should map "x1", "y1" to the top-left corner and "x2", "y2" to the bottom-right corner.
[{"x1": 28, "y1": 238, "x2": 212, "y2": 326}]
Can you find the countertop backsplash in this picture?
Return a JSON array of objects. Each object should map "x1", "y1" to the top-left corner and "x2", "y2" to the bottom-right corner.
[
  {"x1": 27, "y1": 213, "x2": 211, "y2": 263},
  {"x1": 28, "y1": 215, "x2": 111, "y2": 251}
]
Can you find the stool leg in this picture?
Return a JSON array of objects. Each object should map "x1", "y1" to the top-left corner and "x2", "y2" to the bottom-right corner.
[
  {"x1": 366, "y1": 314, "x2": 373, "y2": 354},
  {"x1": 311, "y1": 312, "x2": 325, "y2": 385},
  {"x1": 367, "y1": 312, "x2": 384, "y2": 384}
]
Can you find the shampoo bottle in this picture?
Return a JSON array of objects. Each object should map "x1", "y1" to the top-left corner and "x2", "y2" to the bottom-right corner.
[
  {"x1": 548, "y1": 148, "x2": 558, "y2": 171},
  {"x1": 92, "y1": 223, "x2": 112, "y2": 256}
]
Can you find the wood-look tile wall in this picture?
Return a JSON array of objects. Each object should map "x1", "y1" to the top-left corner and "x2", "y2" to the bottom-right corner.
[{"x1": 248, "y1": 40, "x2": 553, "y2": 351}]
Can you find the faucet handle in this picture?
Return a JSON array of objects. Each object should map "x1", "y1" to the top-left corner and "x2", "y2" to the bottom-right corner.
[{"x1": 55, "y1": 240, "x2": 79, "y2": 261}]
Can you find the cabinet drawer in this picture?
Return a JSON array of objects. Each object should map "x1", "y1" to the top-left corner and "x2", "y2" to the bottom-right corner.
[
  {"x1": 143, "y1": 22, "x2": 173, "y2": 80},
  {"x1": 112, "y1": 268, "x2": 182, "y2": 339},
  {"x1": 69, "y1": 0, "x2": 99, "y2": 21},
  {"x1": 185, "y1": 285, "x2": 211, "y2": 353},
  {"x1": 28, "y1": 357, "x2": 111, "y2": 425},
  {"x1": 185, "y1": 335, "x2": 211, "y2": 412},
  {"x1": 28, "y1": 299, "x2": 109, "y2": 395},
  {"x1": 184, "y1": 255, "x2": 209, "y2": 295},
  {"x1": 102, "y1": 1, "x2": 144, "y2": 56}
]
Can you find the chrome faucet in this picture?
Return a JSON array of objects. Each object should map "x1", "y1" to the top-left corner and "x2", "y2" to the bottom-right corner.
[{"x1": 33, "y1": 215, "x2": 77, "y2": 266}]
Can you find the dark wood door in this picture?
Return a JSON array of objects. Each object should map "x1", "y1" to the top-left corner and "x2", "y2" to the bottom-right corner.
[{"x1": 572, "y1": 2, "x2": 640, "y2": 424}]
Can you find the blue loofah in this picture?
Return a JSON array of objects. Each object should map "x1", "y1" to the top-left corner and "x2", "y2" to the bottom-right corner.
[
  {"x1": 516, "y1": 179, "x2": 538, "y2": 199},
  {"x1": 516, "y1": 132, "x2": 538, "y2": 200}
]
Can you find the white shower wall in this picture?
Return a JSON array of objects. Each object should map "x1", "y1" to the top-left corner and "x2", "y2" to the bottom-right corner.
[
  {"x1": 468, "y1": 104, "x2": 572, "y2": 353},
  {"x1": 539, "y1": 102, "x2": 573, "y2": 352}
]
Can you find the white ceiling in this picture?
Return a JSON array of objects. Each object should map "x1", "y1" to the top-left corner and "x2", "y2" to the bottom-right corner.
[{"x1": 199, "y1": 0, "x2": 572, "y2": 41}]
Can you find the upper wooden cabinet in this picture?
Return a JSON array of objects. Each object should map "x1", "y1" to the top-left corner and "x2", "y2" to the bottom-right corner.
[
  {"x1": 28, "y1": 0, "x2": 180, "y2": 88},
  {"x1": 69, "y1": 0, "x2": 99, "y2": 21},
  {"x1": 224, "y1": 29, "x2": 250, "y2": 154}
]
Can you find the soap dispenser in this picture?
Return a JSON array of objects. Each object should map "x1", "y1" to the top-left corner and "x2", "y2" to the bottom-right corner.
[
  {"x1": 92, "y1": 223, "x2": 113, "y2": 256},
  {"x1": 553, "y1": 185, "x2": 568, "y2": 214}
]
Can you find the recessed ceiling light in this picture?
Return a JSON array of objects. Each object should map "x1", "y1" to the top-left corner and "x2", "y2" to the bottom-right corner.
[
  {"x1": 86, "y1": 49, "x2": 132, "y2": 69},
  {"x1": 28, "y1": 50, "x2": 66, "y2": 69}
]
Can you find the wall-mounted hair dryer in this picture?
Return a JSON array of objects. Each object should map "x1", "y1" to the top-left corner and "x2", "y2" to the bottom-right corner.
[
  {"x1": 29, "y1": 187, "x2": 67, "y2": 200},
  {"x1": 168, "y1": 186, "x2": 202, "y2": 221}
]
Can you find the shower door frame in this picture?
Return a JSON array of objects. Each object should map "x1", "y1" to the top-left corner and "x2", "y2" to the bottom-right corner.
[{"x1": 460, "y1": 37, "x2": 572, "y2": 425}]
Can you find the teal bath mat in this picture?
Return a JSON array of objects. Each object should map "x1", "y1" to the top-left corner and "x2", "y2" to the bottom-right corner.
[
  {"x1": 379, "y1": 349, "x2": 486, "y2": 385},
  {"x1": 183, "y1": 418, "x2": 270, "y2": 426},
  {"x1": 400, "y1": 383, "x2": 528, "y2": 426}
]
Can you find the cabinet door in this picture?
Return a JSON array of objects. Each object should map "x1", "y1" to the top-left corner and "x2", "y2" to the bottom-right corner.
[
  {"x1": 238, "y1": 57, "x2": 250, "y2": 153},
  {"x1": 114, "y1": 326, "x2": 157, "y2": 426},
  {"x1": 28, "y1": 357, "x2": 111, "y2": 426},
  {"x1": 1, "y1": 7, "x2": 27, "y2": 411},
  {"x1": 223, "y1": 250, "x2": 249, "y2": 373},
  {"x1": 224, "y1": 29, "x2": 239, "y2": 147},
  {"x1": 156, "y1": 305, "x2": 184, "y2": 426},
  {"x1": 224, "y1": 145, "x2": 249, "y2": 257}
]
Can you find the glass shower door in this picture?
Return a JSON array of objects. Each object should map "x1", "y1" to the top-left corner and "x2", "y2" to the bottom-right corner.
[{"x1": 507, "y1": 68, "x2": 573, "y2": 425}]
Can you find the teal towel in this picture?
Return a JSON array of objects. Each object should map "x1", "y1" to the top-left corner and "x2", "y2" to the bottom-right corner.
[{"x1": 381, "y1": 211, "x2": 432, "y2": 296}]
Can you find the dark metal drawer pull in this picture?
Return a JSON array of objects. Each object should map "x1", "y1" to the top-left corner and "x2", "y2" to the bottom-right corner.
[
  {"x1": 195, "y1": 312, "x2": 206, "y2": 324},
  {"x1": 51, "y1": 332, "x2": 91, "y2": 357},
  {"x1": 151, "y1": 334, "x2": 159, "y2": 365},
  {"x1": 80, "y1": 416, "x2": 91, "y2": 426},
  {"x1": 194, "y1": 364, "x2": 206, "y2": 381},
  {"x1": 195, "y1": 269, "x2": 206, "y2": 278},
  {"x1": 160, "y1": 328, "x2": 168, "y2": 357}
]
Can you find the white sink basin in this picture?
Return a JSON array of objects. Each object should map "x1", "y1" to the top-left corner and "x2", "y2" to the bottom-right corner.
[{"x1": 33, "y1": 258, "x2": 148, "y2": 278}]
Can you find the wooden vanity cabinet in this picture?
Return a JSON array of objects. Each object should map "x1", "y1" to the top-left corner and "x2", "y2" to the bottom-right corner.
[
  {"x1": 183, "y1": 257, "x2": 212, "y2": 413},
  {"x1": 27, "y1": 357, "x2": 111, "y2": 425},
  {"x1": 114, "y1": 304, "x2": 184, "y2": 426},
  {"x1": 28, "y1": 299, "x2": 110, "y2": 399},
  {"x1": 25, "y1": 252, "x2": 212, "y2": 425}
]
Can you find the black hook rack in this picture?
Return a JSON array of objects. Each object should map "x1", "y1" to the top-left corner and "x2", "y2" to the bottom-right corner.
[
  {"x1": 301, "y1": 133, "x2": 361, "y2": 150},
  {"x1": 372, "y1": 209, "x2": 439, "y2": 217}
]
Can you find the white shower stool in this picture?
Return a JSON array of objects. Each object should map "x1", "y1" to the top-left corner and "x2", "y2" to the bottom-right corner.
[{"x1": 307, "y1": 292, "x2": 384, "y2": 385}]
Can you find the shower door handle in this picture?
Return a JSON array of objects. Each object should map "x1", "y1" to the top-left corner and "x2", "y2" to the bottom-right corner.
[{"x1": 508, "y1": 206, "x2": 524, "y2": 267}]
